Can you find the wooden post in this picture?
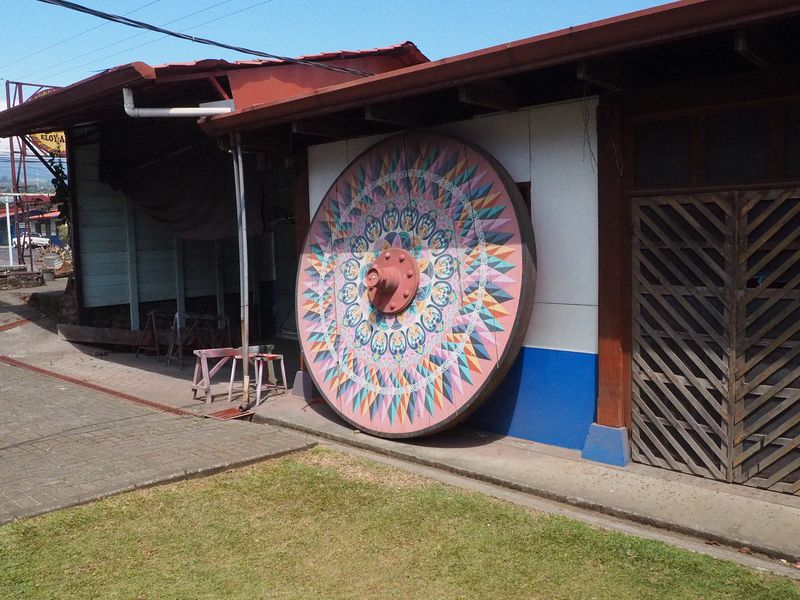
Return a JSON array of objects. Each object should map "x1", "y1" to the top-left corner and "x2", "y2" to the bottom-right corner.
[
  {"x1": 596, "y1": 99, "x2": 632, "y2": 429},
  {"x1": 125, "y1": 198, "x2": 140, "y2": 331},
  {"x1": 65, "y1": 129, "x2": 85, "y2": 324},
  {"x1": 214, "y1": 240, "x2": 225, "y2": 319},
  {"x1": 293, "y1": 148, "x2": 310, "y2": 373},
  {"x1": 174, "y1": 238, "x2": 185, "y2": 316}
]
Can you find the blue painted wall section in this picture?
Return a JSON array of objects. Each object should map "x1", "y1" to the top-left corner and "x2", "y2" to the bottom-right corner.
[
  {"x1": 469, "y1": 347, "x2": 597, "y2": 450},
  {"x1": 581, "y1": 423, "x2": 631, "y2": 466}
]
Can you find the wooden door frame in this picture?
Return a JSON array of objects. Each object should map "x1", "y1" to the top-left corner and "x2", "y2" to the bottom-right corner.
[{"x1": 596, "y1": 83, "x2": 800, "y2": 433}]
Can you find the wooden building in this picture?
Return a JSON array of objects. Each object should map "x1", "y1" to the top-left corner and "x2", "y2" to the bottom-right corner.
[
  {"x1": 3, "y1": 0, "x2": 800, "y2": 495},
  {"x1": 199, "y1": 0, "x2": 800, "y2": 494},
  {"x1": 0, "y1": 44, "x2": 427, "y2": 336}
]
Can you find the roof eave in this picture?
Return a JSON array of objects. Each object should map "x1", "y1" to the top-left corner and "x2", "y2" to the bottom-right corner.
[
  {"x1": 0, "y1": 62, "x2": 156, "y2": 137},
  {"x1": 200, "y1": 0, "x2": 800, "y2": 135}
]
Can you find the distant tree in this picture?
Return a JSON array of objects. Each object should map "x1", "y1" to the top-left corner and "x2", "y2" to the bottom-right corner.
[{"x1": 48, "y1": 154, "x2": 70, "y2": 246}]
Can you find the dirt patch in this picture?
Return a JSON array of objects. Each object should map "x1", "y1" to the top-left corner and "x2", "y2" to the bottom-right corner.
[{"x1": 296, "y1": 447, "x2": 430, "y2": 489}]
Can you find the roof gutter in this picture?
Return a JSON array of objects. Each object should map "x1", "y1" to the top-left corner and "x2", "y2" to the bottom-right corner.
[
  {"x1": 200, "y1": 0, "x2": 800, "y2": 135},
  {"x1": 122, "y1": 87, "x2": 232, "y2": 118}
]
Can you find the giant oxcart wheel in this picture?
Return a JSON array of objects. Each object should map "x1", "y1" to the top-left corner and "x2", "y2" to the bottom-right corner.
[{"x1": 297, "y1": 133, "x2": 536, "y2": 438}]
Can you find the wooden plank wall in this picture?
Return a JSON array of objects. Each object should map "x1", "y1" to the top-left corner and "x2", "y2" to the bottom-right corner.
[
  {"x1": 274, "y1": 221, "x2": 297, "y2": 336},
  {"x1": 74, "y1": 143, "x2": 130, "y2": 309},
  {"x1": 134, "y1": 207, "x2": 176, "y2": 303},
  {"x1": 73, "y1": 141, "x2": 224, "y2": 317},
  {"x1": 183, "y1": 239, "x2": 217, "y2": 298}
]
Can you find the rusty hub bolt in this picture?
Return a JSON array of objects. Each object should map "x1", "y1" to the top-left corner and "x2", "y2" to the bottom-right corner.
[{"x1": 366, "y1": 248, "x2": 419, "y2": 314}]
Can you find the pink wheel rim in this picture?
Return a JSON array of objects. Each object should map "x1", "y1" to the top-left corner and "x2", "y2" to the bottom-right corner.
[{"x1": 297, "y1": 133, "x2": 536, "y2": 438}]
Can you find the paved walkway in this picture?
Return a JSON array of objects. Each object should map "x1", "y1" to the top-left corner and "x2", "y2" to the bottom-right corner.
[
  {"x1": 0, "y1": 361, "x2": 314, "y2": 524},
  {"x1": 3, "y1": 282, "x2": 799, "y2": 565},
  {"x1": 0, "y1": 281, "x2": 298, "y2": 415}
]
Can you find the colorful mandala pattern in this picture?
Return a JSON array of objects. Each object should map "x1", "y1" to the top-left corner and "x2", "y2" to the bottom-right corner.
[{"x1": 297, "y1": 133, "x2": 535, "y2": 437}]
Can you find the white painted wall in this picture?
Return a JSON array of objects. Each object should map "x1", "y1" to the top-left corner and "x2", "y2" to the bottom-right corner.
[{"x1": 307, "y1": 97, "x2": 599, "y2": 355}]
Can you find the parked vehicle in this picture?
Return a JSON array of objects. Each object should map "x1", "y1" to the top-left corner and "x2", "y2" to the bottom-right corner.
[{"x1": 11, "y1": 234, "x2": 51, "y2": 248}]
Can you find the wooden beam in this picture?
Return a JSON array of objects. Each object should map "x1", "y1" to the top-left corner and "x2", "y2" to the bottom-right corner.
[
  {"x1": 291, "y1": 119, "x2": 356, "y2": 139},
  {"x1": 208, "y1": 76, "x2": 230, "y2": 101},
  {"x1": 577, "y1": 59, "x2": 626, "y2": 92},
  {"x1": 596, "y1": 99, "x2": 632, "y2": 429},
  {"x1": 458, "y1": 80, "x2": 521, "y2": 112},
  {"x1": 734, "y1": 31, "x2": 779, "y2": 72},
  {"x1": 365, "y1": 101, "x2": 429, "y2": 128}
]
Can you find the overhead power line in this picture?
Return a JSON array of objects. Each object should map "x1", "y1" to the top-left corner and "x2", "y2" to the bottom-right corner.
[
  {"x1": 34, "y1": 0, "x2": 373, "y2": 77},
  {"x1": 0, "y1": 0, "x2": 164, "y2": 71},
  {"x1": 23, "y1": 0, "x2": 240, "y2": 81},
  {"x1": 33, "y1": 0, "x2": 269, "y2": 82}
]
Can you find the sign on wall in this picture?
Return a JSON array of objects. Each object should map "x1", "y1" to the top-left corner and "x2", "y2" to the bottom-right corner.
[{"x1": 26, "y1": 89, "x2": 66, "y2": 157}]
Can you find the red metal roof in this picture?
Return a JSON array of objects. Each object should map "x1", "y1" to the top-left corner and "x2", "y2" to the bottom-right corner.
[
  {"x1": 0, "y1": 42, "x2": 428, "y2": 136},
  {"x1": 200, "y1": 0, "x2": 800, "y2": 135},
  {"x1": 0, "y1": 63, "x2": 155, "y2": 135},
  {"x1": 150, "y1": 42, "x2": 428, "y2": 75},
  {"x1": 28, "y1": 211, "x2": 60, "y2": 221},
  {"x1": 0, "y1": 196, "x2": 52, "y2": 218}
]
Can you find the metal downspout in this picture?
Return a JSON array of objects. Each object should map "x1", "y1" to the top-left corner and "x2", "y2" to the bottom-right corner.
[
  {"x1": 231, "y1": 133, "x2": 251, "y2": 410},
  {"x1": 3, "y1": 200, "x2": 11, "y2": 266}
]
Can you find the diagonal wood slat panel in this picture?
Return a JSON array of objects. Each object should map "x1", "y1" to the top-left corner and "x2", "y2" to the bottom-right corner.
[
  {"x1": 632, "y1": 190, "x2": 800, "y2": 494},
  {"x1": 734, "y1": 189, "x2": 800, "y2": 492},
  {"x1": 632, "y1": 194, "x2": 732, "y2": 482}
]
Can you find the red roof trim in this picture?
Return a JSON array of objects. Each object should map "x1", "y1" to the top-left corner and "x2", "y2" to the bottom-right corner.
[
  {"x1": 0, "y1": 43, "x2": 427, "y2": 136},
  {"x1": 0, "y1": 63, "x2": 156, "y2": 136},
  {"x1": 150, "y1": 42, "x2": 428, "y2": 75},
  {"x1": 200, "y1": 0, "x2": 800, "y2": 135}
]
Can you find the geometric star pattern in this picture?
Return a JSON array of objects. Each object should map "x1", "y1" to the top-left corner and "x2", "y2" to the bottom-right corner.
[{"x1": 297, "y1": 133, "x2": 536, "y2": 437}]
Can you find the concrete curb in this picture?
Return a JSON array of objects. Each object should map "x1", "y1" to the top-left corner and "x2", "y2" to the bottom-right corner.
[{"x1": 0, "y1": 441, "x2": 316, "y2": 526}]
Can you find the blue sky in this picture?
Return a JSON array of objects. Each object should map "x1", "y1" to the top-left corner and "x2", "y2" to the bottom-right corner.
[
  {"x1": 0, "y1": 0, "x2": 671, "y2": 157},
  {"x1": 2, "y1": 1, "x2": 670, "y2": 91}
]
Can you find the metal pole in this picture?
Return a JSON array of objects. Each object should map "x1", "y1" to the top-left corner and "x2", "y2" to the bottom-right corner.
[
  {"x1": 231, "y1": 133, "x2": 250, "y2": 410},
  {"x1": 3, "y1": 200, "x2": 12, "y2": 266}
]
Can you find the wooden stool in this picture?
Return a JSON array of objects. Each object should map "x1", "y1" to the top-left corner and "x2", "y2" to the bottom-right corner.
[{"x1": 253, "y1": 354, "x2": 288, "y2": 406}]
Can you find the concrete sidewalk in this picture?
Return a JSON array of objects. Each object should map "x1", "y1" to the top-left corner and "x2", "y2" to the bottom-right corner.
[
  {"x1": 3, "y1": 283, "x2": 799, "y2": 562},
  {"x1": 254, "y1": 394, "x2": 800, "y2": 561}
]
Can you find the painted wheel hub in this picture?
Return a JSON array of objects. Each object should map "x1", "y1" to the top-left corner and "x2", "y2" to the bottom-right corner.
[
  {"x1": 366, "y1": 248, "x2": 419, "y2": 314},
  {"x1": 296, "y1": 133, "x2": 536, "y2": 438}
]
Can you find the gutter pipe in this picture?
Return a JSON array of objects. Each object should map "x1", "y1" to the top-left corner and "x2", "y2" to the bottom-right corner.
[
  {"x1": 3, "y1": 200, "x2": 12, "y2": 266},
  {"x1": 121, "y1": 86, "x2": 252, "y2": 411},
  {"x1": 230, "y1": 132, "x2": 251, "y2": 411},
  {"x1": 122, "y1": 87, "x2": 232, "y2": 118}
]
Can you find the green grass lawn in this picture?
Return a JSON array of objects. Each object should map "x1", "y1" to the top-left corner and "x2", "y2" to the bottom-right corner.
[{"x1": 1, "y1": 447, "x2": 798, "y2": 600}]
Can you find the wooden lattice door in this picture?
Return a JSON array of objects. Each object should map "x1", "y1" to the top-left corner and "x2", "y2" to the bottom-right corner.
[{"x1": 632, "y1": 189, "x2": 800, "y2": 494}]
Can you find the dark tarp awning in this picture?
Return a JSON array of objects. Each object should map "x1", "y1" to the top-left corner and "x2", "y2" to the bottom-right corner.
[{"x1": 99, "y1": 119, "x2": 262, "y2": 240}]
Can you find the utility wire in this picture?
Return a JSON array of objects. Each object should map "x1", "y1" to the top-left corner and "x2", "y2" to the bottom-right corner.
[
  {"x1": 42, "y1": 0, "x2": 275, "y2": 81},
  {"x1": 22, "y1": 0, "x2": 239, "y2": 80},
  {"x1": 0, "y1": 0, "x2": 165, "y2": 71},
  {"x1": 34, "y1": 0, "x2": 373, "y2": 77}
]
